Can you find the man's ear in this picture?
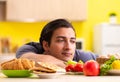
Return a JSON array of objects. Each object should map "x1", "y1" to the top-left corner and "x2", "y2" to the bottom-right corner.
[{"x1": 42, "y1": 40, "x2": 49, "y2": 51}]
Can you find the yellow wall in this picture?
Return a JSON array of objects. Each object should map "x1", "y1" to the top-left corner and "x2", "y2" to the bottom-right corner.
[
  {"x1": 0, "y1": 0, "x2": 120, "y2": 52},
  {"x1": 0, "y1": 22, "x2": 46, "y2": 47}
]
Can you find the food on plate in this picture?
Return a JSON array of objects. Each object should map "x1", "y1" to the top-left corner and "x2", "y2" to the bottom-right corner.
[
  {"x1": 97, "y1": 53, "x2": 120, "y2": 65},
  {"x1": 100, "y1": 55, "x2": 117, "y2": 75},
  {"x1": 73, "y1": 60, "x2": 84, "y2": 72},
  {"x1": 65, "y1": 60, "x2": 83, "y2": 72},
  {"x1": 1, "y1": 58, "x2": 35, "y2": 70},
  {"x1": 30, "y1": 62, "x2": 65, "y2": 74},
  {"x1": 97, "y1": 54, "x2": 120, "y2": 75},
  {"x1": 65, "y1": 64, "x2": 75, "y2": 72},
  {"x1": 74, "y1": 63, "x2": 83, "y2": 72},
  {"x1": 83, "y1": 60, "x2": 100, "y2": 76}
]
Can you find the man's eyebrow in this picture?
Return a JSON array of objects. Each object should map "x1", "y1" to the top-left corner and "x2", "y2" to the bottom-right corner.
[{"x1": 56, "y1": 36, "x2": 76, "y2": 39}]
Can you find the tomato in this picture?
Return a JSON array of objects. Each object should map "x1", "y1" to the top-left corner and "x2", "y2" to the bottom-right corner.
[
  {"x1": 83, "y1": 60, "x2": 100, "y2": 76},
  {"x1": 65, "y1": 64, "x2": 74, "y2": 72},
  {"x1": 65, "y1": 60, "x2": 84, "y2": 72},
  {"x1": 74, "y1": 63, "x2": 83, "y2": 72}
]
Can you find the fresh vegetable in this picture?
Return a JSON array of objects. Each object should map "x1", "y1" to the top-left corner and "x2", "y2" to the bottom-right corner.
[
  {"x1": 65, "y1": 64, "x2": 75, "y2": 72},
  {"x1": 100, "y1": 56, "x2": 116, "y2": 75},
  {"x1": 111, "y1": 60, "x2": 120, "y2": 69},
  {"x1": 74, "y1": 63, "x2": 83, "y2": 72},
  {"x1": 66, "y1": 60, "x2": 77, "y2": 65},
  {"x1": 65, "y1": 60, "x2": 83, "y2": 72},
  {"x1": 78, "y1": 60, "x2": 84, "y2": 64},
  {"x1": 83, "y1": 60, "x2": 100, "y2": 76}
]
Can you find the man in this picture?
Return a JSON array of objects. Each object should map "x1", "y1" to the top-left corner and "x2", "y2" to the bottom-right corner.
[{"x1": 16, "y1": 19, "x2": 97, "y2": 68}]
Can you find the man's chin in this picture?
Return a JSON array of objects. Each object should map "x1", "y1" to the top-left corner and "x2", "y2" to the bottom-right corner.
[{"x1": 62, "y1": 57, "x2": 73, "y2": 62}]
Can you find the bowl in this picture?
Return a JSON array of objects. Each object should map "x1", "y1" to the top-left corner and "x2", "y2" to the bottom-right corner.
[{"x1": 1, "y1": 70, "x2": 32, "y2": 77}]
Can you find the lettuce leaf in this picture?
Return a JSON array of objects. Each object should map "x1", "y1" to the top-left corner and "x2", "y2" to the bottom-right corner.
[{"x1": 100, "y1": 56, "x2": 116, "y2": 75}]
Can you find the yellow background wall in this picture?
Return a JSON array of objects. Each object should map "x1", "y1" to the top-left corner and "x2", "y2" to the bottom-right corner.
[{"x1": 0, "y1": 0, "x2": 120, "y2": 52}]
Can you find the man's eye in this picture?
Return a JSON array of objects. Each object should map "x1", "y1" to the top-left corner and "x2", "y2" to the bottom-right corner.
[
  {"x1": 57, "y1": 40, "x2": 64, "y2": 42},
  {"x1": 71, "y1": 40, "x2": 76, "y2": 44}
]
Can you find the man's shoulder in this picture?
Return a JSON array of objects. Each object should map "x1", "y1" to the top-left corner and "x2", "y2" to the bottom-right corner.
[
  {"x1": 74, "y1": 49, "x2": 98, "y2": 62},
  {"x1": 75, "y1": 49, "x2": 96, "y2": 55},
  {"x1": 26, "y1": 42, "x2": 40, "y2": 46},
  {"x1": 16, "y1": 42, "x2": 43, "y2": 58},
  {"x1": 75, "y1": 49, "x2": 87, "y2": 54},
  {"x1": 26, "y1": 42, "x2": 43, "y2": 51}
]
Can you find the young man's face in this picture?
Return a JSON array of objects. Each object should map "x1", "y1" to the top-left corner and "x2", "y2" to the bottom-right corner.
[{"x1": 43, "y1": 27, "x2": 76, "y2": 61}]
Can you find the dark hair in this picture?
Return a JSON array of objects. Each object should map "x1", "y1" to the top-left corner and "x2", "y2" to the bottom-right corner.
[{"x1": 39, "y1": 19, "x2": 76, "y2": 46}]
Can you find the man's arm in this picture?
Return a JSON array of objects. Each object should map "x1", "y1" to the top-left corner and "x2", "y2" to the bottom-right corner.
[
  {"x1": 20, "y1": 53, "x2": 66, "y2": 68},
  {"x1": 16, "y1": 44, "x2": 66, "y2": 68}
]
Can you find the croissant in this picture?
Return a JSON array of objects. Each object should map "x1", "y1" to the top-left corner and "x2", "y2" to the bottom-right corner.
[{"x1": 1, "y1": 58, "x2": 35, "y2": 70}]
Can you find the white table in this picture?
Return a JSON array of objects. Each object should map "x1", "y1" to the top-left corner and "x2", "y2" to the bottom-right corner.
[{"x1": 0, "y1": 72, "x2": 120, "y2": 82}]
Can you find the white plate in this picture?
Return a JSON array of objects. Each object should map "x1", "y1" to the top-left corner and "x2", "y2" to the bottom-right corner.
[
  {"x1": 66, "y1": 72, "x2": 83, "y2": 75},
  {"x1": 108, "y1": 69, "x2": 120, "y2": 75},
  {"x1": 36, "y1": 73, "x2": 65, "y2": 79}
]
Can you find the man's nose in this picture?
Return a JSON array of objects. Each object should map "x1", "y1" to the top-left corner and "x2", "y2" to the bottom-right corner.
[{"x1": 64, "y1": 41, "x2": 72, "y2": 50}]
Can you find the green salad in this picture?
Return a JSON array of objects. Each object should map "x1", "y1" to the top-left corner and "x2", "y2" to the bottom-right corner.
[{"x1": 100, "y1": 56, "x2": 116, "y2": 76}]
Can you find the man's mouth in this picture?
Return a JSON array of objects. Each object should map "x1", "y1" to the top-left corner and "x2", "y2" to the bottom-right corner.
[{"x1": 62, "y1": 52, "x2": 72, "y2": 57}]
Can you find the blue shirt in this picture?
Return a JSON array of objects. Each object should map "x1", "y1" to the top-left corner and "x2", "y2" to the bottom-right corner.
[{"x1": 16, "y1": 42, "x2": 98, "y2": 62}]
